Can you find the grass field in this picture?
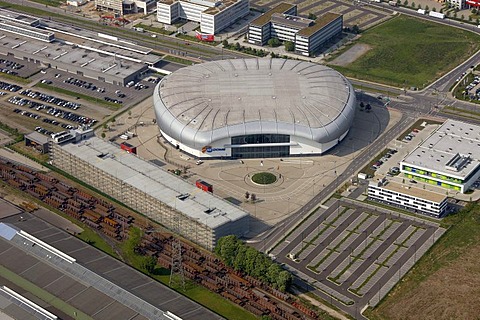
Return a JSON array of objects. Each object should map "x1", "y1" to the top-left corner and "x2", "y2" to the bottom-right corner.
[
  {"x1": 366, "y1": 203, "x2": 480, "y2": 320},
  {"x1": 330, "y1": 15, "x2": 480, "y2": 88}
]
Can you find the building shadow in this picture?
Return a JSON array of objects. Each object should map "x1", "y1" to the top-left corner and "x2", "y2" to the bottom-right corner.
[{"x1": 330, "y1": 102, "x2": 391, "y2": 158}]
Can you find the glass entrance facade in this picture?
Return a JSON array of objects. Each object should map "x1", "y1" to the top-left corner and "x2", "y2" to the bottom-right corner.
[{"x1": 231, "y1": 134, "x2": 290, "y2": 159}]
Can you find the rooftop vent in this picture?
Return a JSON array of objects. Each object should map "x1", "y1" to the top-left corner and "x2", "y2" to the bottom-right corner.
[{"x1": 445, "y1": 153, "x2": 470, "y2": 172}]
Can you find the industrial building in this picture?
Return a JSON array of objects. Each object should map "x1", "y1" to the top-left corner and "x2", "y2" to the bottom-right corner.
[
  {"x1": 153, "y1": 58, "x2": 356, "y2": 159},
  {"x1": 368, "y1": 178, "x2": 448, "y2": 218},
  {"x1": 400, "y1": 119, "x2": 480, "y2": 193},
  {"x1": 49, "y1": 137, "x2": 250, "y2": 250},
  {"x1": 248, "y1": 3, "x2": 342, "y2": 56},
  {"x1": 0, "y1": 13, "x2": 161, "y2": 86},
  {"x1": 157, "y1": 0, "x2": 249, "y2": 34}
]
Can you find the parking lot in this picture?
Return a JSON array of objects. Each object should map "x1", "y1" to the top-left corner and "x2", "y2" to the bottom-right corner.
[
  {"x1": 271, "y1": 199, "x2": 445, "y2": 316},
  {"x1": 250, "y1": 0, "x2": 391, "y2": 29},
  {"x1": 36, "y1": 68, "x2": 156, "y2": 108}
]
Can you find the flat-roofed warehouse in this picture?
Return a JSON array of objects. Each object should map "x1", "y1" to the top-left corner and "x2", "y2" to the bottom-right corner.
[
  {"x1": 153, "y1": 58, "x2": 356, "y2": 159},
  {"x1": 50, "y1": 137, "x2": 250, "y2": 250},
  {"x1": 0, "y1": 10, "x2": 161, "y2": 86},
  {"x1": 400, "y1": 119, "x2": 480, "y2": 193}
]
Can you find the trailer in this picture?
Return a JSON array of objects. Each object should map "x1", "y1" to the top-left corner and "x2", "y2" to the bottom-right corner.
[
  {"x1": 120, "y1": 142, "x2": 137, "y2": 154},
  {"x1": 429, "y1": 11, "x2": 445, "y2": 19},
  {"x1": 196, "y1": 180, "x2": 213, "y2": 192}
]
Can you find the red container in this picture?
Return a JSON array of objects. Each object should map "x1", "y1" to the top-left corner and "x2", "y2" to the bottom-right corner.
[{"x1": 196, "y1": 180, "x2": 213, "y2": 192}]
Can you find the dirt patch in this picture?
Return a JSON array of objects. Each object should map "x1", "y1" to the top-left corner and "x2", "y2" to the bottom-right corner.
[
  {"x1": 373, "y1": 242, "x2": 480, "y2": 320},
  {"x1": 330, "y1": 43, "x2": 371, "y2": 67}
]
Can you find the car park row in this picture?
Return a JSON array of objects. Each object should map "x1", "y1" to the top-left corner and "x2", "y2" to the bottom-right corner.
[
  {"x1": 19, "y1": 89, "x2": 81, "y2": 110},
  {"x1": 371, "y1": 148, "x2": 397, "y2": 171},
  {"x1": 8, "y1": 96, "x2": 96, "y2": 128},
  {"x1": 0, "y1": 80, "x2": 21, "y2": 92}
]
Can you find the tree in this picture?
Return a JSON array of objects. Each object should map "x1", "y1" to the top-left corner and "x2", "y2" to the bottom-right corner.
[
  {"x1": 251, "y1": 193, "x2": 257, "y2": 202},
  {"x1": 411, "y1": 2, "x2": 415, "y2": 8},
  {"x1": 454, "y1": 12, "x2": 457, "y2": 18},
  {"x1": 417, "y1": 3, "x2": 421, "y2": 9},
  {"x1": 403, "y1": 0, "x2": 408, "y2": 6},
  {"x1": 222, "y1": 39, "x2": 228, "y2": 47},
  {"x1": 235, "y1": 42, "x2": 241, "y2": 50},
  {"x1": 103, "y1": 123, "x2": 108, "y2": 131},
  {"x1": 365, "y1": 103, "x2": 372, "y2": 112},
  {"x1": 142, "y1": 256, "x2": 157, "y2": 274},
  {"x1": 101, "y1": 132, "x2": 106, "y2": 139},
  {"x1": 233, "y1": 245, "x2": 247, "y2": 271},
  {"x1": 469, "y1": 16, "x2": 473, "y2": 21},
  {"x1": 215, "y1": 235, "x2": 240, "y2": 266},
  {"x1": 433, "y1": 7, "x2": 437, "y2": 12},
  {"x1": 267, "y1": 38, "x2": 281, "y2": 47},
  {"x1": 351, "y1": 25, "x2": 360, "y2": 34},
  {"x1": 111, "y1": 117, "x2": 116, "y2": 125},
  {"x1": 128, "y1": 110, "x2": 132, "y2": 118},
  {"x1": 472, "y1": 8, "x2": 477, "y2": 14},
  {"x1": 425, "y1": 5, "x2": 429, "y2": 11},
  {"x1": 284, "y1": 41, "x2": 294, "y2": 52},
  {"x1": 277, "y1": 270, "x2": 292, "y2": 292},
  {"x1": 461, "y1": 14, "x2": 465, "y2": 20},
  {"x1": 244, "y1": 246, "x2": 259, "y2": 275},
  {"x1": 307, "y1": 12, "x2": 317, "y2": 20},
  {"x1": 359, "y1": 101, "x2": 365, "y2": 110},
  {"x1": 245, "y1": 191, "x2": 250, "y2": 201}
]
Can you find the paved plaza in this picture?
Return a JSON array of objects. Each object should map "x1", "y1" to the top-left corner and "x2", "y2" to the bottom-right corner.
[
  {"x1": 106, "y1": 93, "x2": 402, "y2": 234},
  {"x1": 270, "y1": 199, "x2": 446, "y2": 316}
]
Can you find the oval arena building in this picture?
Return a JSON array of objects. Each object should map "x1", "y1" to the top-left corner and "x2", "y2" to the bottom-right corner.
[{"x1": 153, "y1": 58, "x2": 356, "y2": 159}]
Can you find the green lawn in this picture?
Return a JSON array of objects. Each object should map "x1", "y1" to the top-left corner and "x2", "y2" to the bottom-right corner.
[
  {"x1": 252, "y1": 172, "x2": 277, "y2": 185},
  {"x1": 330, "y1": 15, "x2": 480, "y2": 88}
]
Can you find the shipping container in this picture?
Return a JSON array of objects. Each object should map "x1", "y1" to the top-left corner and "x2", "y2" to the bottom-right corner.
[
  {"x1": 196, "y1": 179, "x2": 213, "y2": 192},
  {"x1": 120, "y1": 142, "x2": 137, "y2": 154}
]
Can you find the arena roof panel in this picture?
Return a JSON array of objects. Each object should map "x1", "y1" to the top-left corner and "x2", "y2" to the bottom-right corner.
[{"x1": 155, "y1": 58, "x2": 356, "y2": 146}]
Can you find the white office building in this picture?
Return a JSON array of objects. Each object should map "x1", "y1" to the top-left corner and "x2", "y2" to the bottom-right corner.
[
  {"x1": 368, "y1": 178, "x2": 448, "y2": 218},
  {"x1": 248, "y1": 3, "x2": 342, "y2": 56},
  {"x1": 157, "y1": 0, "x2": 249, "y2": 34}
]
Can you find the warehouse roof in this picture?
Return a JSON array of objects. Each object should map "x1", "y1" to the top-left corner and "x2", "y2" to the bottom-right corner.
[
  {"x1": 401, "y1": 119, "x2": 480, "y2": 179},
  {"x1": 59, "y1": 137, "x2": 249, "y2": 230}
]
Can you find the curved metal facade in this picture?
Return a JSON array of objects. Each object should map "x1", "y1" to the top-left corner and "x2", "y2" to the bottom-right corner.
[{"x1": 153, "y1": 58, "x2": 356, "y2": 155}]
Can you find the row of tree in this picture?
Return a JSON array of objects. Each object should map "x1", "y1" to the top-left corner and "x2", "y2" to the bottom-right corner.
[
  {"x1": 222, "y1": 41, "x2": 268, "y2": 57},
  {"x1": 215, "y1": 235, "x2": 292, "y2": 292}
]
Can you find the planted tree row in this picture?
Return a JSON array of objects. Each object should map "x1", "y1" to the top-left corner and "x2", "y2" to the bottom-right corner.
[{"x1": 215, "y1": 235, "x2": 292, "y2": 292}]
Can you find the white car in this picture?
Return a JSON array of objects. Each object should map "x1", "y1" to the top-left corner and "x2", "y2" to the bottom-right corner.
[{"x1": 196, "y1": 160, "x2": 203, "y2": 165}]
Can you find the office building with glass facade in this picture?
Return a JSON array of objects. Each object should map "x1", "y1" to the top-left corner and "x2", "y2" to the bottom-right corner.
[
  {"x1": 400, "y1": 119, "x2": 480, "y2": 193},
  {"x1": 157, "y1": 0, "x2": 249, "y2": 34},
  {"x1": 368, "y1": 178, "x2": 448, "y2": 218},
  {"x1": 153, "y1": 58, "x2": 356, "y2": 159}
]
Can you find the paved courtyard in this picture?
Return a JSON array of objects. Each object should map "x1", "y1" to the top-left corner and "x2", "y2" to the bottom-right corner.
[
  {"x1": 270, "y1": 198, "x2": 446, "y2": 317},
  {"x1": 106, "y1": 94, "x2": 402, "y2": 234}
]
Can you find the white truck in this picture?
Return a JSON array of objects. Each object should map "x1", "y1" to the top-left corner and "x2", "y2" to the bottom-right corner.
[{"x1": 429, "y1": 11, "x2": 445, "y2": 19}]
